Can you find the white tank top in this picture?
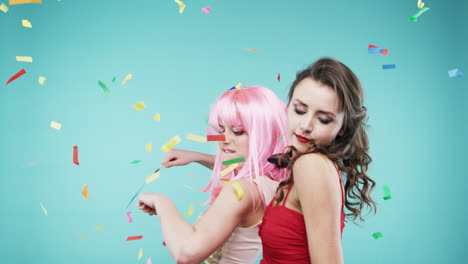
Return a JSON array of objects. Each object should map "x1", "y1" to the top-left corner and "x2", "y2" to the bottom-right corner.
[{"x1": 205, "y1": 176, "x2": 279, "y2": 264}]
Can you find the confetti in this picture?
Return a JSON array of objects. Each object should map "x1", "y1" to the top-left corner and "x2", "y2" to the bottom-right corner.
[
  {"x1": 409, "y1": 7, "x2": 430, "y2": 22},
  {"x1": 126, "y1": 212, "x2": 133, "y2": 223},
  {"x1": 201, "y1": 6, "x2": 211, "y2": 14},
  {"x1": 372, "y1": 232, "x2": 383, "y2": 239},
  {"x1": 154, "y1": 113, "x2": 161, "y2": 122},
  {"x1": 0, "y1": 3, "x2": 8, "y2": 12},
  {"x1": 145, "y1": 171, "x2": 160, "y2": 184},
  {"x1": 98, "y1": 80, "x2": 110, "y2": 96},
  {"x1": 146, "y1": 143, "x2": 152, "y2": 152},
  {"x1": 207, "y1": 135, "x2": 225, "y2": 142},
  {"x1": 96, "y1": 226, "x2": 103, "y2": 230},
  {"x1": 222, "y1": 157, "x2": 246, "y2": 165},
  {"x1": 22, "y1": 19, "x2": 32, "y2": 28},
  {"x1": 244, "y1": 49, "x2": 259, "y2": 51},
  {"x1": 138, "y1": 248, "x2": 143, "y2": 260},
  {"x1": 448, "y1": 69, "x2": 463, "y2": 78},
  {"x1": 73, "y1": 146, "x2": 80, "y2": 165},
  {"x1": 184, "y1": 205, "x2": 194, "y2": 217},
  {"x1": 187, "y1": 133, "x2": 207, "y2": 143},
  {"x1": 40, "y1": 202, "x2": 47, "y2": 216},
  {"x1": 126, "y1": 182, "x2": 145, "y2": 209},
  {"x1": 38, "y1": 76, "x2": 46, "y2": 85},
  {"x1": 235, "y1": 82, "x2": 242, "y2": 90},
  {"x1": 184, "y1": 171, "x2": 197, "y2": 178},
  {"x1": 220, "y1": 163, "x2": 238, "y2": 177},
  {"x1": 133, "y1": 101, "x2": 146, "y2": 111},
  {"x1": 126, "y1": 235, "x2": 143, "y2": 242},
  {"x1": 9, "y1": 0, "x2": 41, "y2": 4},
  {"x1": 383, "y1": 184, "x2": 392, "y2": 200},
  {"x1": 368, "y1": 45, "x2": 388, "y2": 56},
  {"x1": 204, "y1": 117, "x2": 218, "y2": 130},
  {"x1": 4, "y1": 69, "x2": 26, "y2": 86},
  {"x1": 277, "y1": 135, "x2": 283, "y2": 140},
  {"x1": 16, "y1": 56, "x2": 32, "y2": 62},
  {"x1": 111, "y1": 76, "x2": 116, "y2": 83},
  {"x1": 147, "y1": 257, "x2": 152, "y2": 264},
  {"x1": 174, "y1": 0, "x2": 185, "y2": 14},
  {"x1": 232, "y1": 182, "x2": 243, "y2": 200},
  {"x1": 22, "y1": 156, "x2": 44, "y2": 168},
  {"x1": 417, "y1": 0, "x2": 424, "y2": 8},
  {"x1": 131, "y1": 160, "x2": 142, "y2": 164},
  {"x1": 277, "y1": 73, "x2": 280, "y2": 82},
  {"x1": 122, "y1": 74, "x2": 132, "y2": 85},
  {"x1": 82, "y1": 184, "x2": 91, "y2": 200},
  {"x1": 74, "y1": 232, "x2": 88, "y2": 239},
  {"x1": 382, "y1": 64, "x2": 396, "y2": 70},
  {"x1": 50, "y1": 121, "x2": 61, "y2": 130},
  {"x1": 161, "y1": 136, "x2": 182, "y2": 152}
]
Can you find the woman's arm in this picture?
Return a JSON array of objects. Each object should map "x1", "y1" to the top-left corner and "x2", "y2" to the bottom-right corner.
[
  {"x1": 161, "y1": 148, "x2": 215, "y2": 170},
  {"x1": 138, "y1": 179, "x2": 260, "y2": 264},
  {"x1": 293, "y1": 154, "x2": 344, "y2": 264}
]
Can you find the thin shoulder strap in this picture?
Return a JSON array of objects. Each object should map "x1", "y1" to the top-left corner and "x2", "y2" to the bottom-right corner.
[
  {"x1": 282, "y1": 179, "x2": 294, "y2": 206},
  {"x1": 333, "y1": 163, "x2": 345, "y2": 208}
]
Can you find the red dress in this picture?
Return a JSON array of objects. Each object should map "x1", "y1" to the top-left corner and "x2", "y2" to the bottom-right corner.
[{"x1": 258, "y1": 163, "x2": 346, "y2": 263}]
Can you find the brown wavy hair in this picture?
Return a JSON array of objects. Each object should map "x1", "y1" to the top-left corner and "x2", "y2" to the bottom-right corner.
[{"x1": 274, "y1": 58, "x2": 377, "y2": 223}]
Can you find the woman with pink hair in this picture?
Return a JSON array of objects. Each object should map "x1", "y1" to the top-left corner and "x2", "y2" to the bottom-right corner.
[{"x1": 138, "y1": 85, "x2": 290, "y2": 264}]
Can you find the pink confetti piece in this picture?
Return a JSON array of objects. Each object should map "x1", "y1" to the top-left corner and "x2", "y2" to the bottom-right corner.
[
  {"x1": 147, "y1": 257, "x2": 152, "y2": 264},
  {"x1": 22, "y1": 156, "x2": 44, "y2": 168},
  {"x1": 201, "y1": 6, "x2": 211, "y2": 14},
  {"x1": 126, "y1": 211, "x2": 133, "y2": 223}
]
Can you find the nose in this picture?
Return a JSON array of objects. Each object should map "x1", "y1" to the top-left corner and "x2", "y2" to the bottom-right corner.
[{"x1": 300, "y1": 117, "x2": 313, "y2": 134}]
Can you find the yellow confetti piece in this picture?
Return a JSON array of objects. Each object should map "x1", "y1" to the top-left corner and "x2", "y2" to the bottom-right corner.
[
  {"x1": 417, "y1": 0, "x2": 424, "y2": 8},
  {"x1": 10, "y1": 0, "x2": 42, "y2": 4},
  {"x1": 145, "y1": 143, "x2": 152, "y2": 152},
  {"x1": 244, "y1": 49, "x2": 259, "y2": 52},
  {"x1": 40, "y1": 202, "x2": 47, "y2": 216},
  {"x1": 50, "y1": 121, "x2": 62, "y2": 130},
  {"x1": 122, "y1": 74, "x2": 132, "y2": 85},
  {"x1": 187, "y1": 133, "x2": 206, "y2": 143},
  {"x1": 161, "y1": 136, "x2": 181, "y2": 152},
  {"x1": 145, "y1": 171, "x2": 160, "y2": 184},
  {"x1": 96, "y1": 226, "x2": 102, "y2": 230},
  {"x1": 22, "y1": 19, "x2": 32, "y2": 28},
  {"x1": 174, "y1": 0, "x2": 185, "y2": 13},
  {"x1": 16, "y1": 56, "x2": 32, "y2": 62},
  {"x1": 154, "y1": 113, "x2": 161, "y2": 122},
  {"x1": 220, "y1": 163, "x2": 238, "y2": 177},
  {"x1": 184, "y1": 204, "x2": 194, "y2": 217},
  {"x1": 232, "y1": 182, "x2": 243, "y2": 200},
  {"x1": 235, "y1": 83, "x2": 242, "y2": 90},
  {"x1": 74, "y1": 232, "x2": 88, "y2": 239},
  {"x1": 82, "y1": 184, "x2": 91, "y2": 200},
  {"x1": 0, "y1": 3, "x2": 8, "y2": 13},
  {"x1": 138, "y1": 248, "x2": 143, "y2": 260},
  {"x1": 38, "y1": 76, "x2": 46, "y2": 85},
  {"x1": 184, "y1": 171, "x2": 197, "y2": 178},
  {"x1": 133, "y1": 101, "x2": 146, "y2": 111}
]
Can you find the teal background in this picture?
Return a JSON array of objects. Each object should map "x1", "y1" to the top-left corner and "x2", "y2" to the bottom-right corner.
[{"x1": 1, "y1": 0, "x2": 467, "y2": 263}]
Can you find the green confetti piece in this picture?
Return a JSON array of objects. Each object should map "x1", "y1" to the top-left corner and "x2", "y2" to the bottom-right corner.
[
  {"x1": 131, "y1": 160, "x2": 142, "y2": 164},
  {"x1": 204, "y1": 117, "x2": 219, "y2": 130},
  {"x1": 112, "y1": 76, "x2": 116, "y2": 83},
  {"x1": 409, "y1": 7, "x2": 430, "y2": 22},
  {"x1": 372, "y1": 232, "x2": 383, "y2": 240},
  {"x1": 222, "y1": 157, "x2": 246, "y2": 165},
  {"x1": 98, "y1": 80, "x2": 110, "y2": 96},
  {"x1": 277, "y1": 135, "x2": 283, "y2": 140},
  {"x1": 383, "y1": 184, "x2": 392, "y2": 200}
]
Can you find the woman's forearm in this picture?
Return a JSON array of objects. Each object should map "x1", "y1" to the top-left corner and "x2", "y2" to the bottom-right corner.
[{"x1": 194, "y1": 152, "x2": 215, "y2": 170}]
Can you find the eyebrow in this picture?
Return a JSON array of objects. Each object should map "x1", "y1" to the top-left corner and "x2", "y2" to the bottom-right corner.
[{"x1": 294, "y1": 99, "x2": 336, "y2": 118}]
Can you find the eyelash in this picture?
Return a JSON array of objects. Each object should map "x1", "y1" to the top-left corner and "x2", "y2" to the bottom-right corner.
[
  {"x1": 218, "y1": 127, "x2": 244, "y2": 136},
  {"x1": 295, "y1": 105, "x2": 333, "y2": 125}
]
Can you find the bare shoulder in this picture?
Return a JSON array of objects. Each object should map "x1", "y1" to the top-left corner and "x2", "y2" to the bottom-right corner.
[{"x1": 219, "y1": 179, "x2": 262, "y2": 211}]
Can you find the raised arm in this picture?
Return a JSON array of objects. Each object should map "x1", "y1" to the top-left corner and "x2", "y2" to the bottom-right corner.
[
  {"x1": 161, "y1": 148, "x2": 215, "y2": 170},
  {"x1": 293, "y1": 154, "x2": 344, "y2": 264},
  {"x1": 138, "y1": 179, "x2": 260, "y2": 264}
]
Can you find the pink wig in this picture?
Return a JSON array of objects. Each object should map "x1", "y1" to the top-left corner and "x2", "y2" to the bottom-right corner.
[{"x1": 202, "y1": 86, "x2": 290, "y2": 207}]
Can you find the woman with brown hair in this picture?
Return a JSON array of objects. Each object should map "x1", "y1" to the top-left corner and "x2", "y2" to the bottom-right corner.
[{"x1": 259, "y1": 57, "x2": 377, "y2": 263}]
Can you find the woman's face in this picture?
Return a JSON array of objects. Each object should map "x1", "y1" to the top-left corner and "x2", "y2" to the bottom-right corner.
[
  {"x1": 218, "y1": 122, "x2": 249, "y2": 168},
  {"x1": 287, "y1": 78, "x2": 345, "y2": 153}
]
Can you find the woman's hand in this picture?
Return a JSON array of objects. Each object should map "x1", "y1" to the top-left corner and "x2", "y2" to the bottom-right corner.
[
  {"x1": 161, "y1": 148, "x2": 200, "y2": 168},
  {"x1": 138, "y1": 193, "x2": 162, "y2": 216}
]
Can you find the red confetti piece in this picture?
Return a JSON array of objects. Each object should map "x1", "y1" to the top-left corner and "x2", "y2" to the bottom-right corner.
[
  {"x1": 126, "y1": 235, "x2": 143, "y2": 242},
  {"x1": 162, "y1": 241, "x2": 166, "y2": 246},
  {"x1": 277, "y1": 73, "x2": 280, "y2": 82},
  {"x1": 207, "y1": 135, "x2": 226, "y2": 141},
  {"x1": 4, "y1": 68, "x2": 26, "y2": 87},
  {"x1": 381, "y1": 49, "x2": 388, "y2": 56},
  {"x1": 73, "y1": 146, "x2": 80, "y2": 165}
]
